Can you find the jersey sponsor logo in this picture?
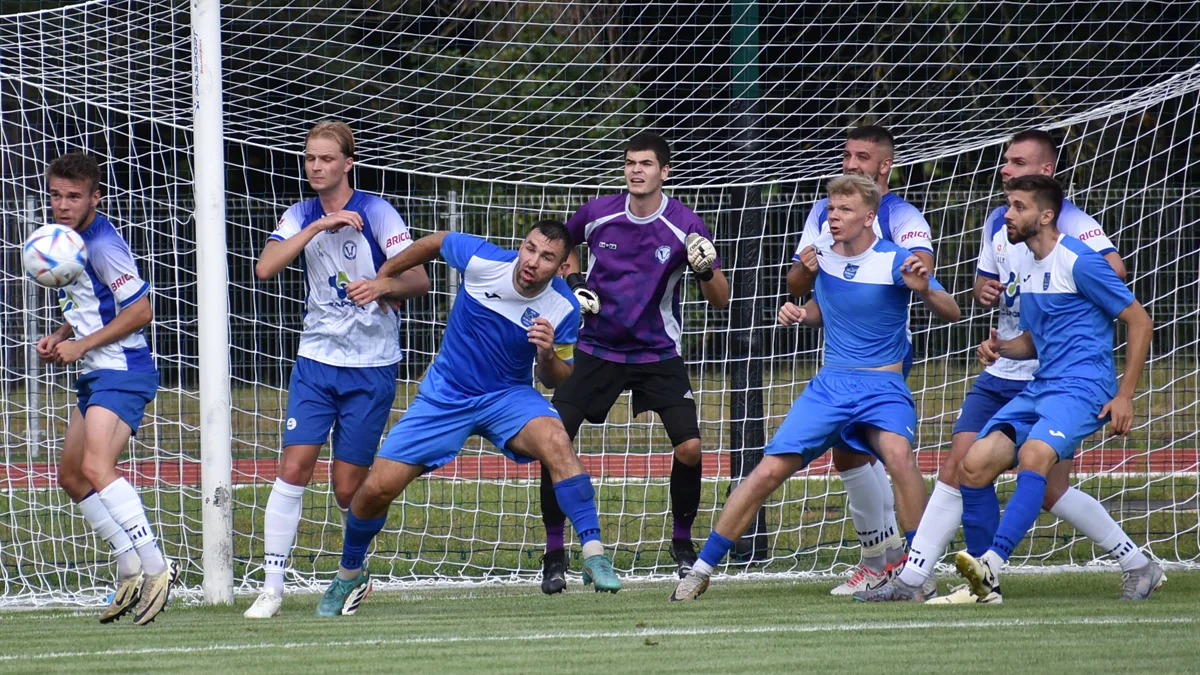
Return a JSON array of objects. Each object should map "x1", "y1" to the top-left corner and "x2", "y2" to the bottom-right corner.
[
  {"x1": 899, "y1": 230, "x2": 928, "y2": 244},
  {"x1": 343, "y1": 241, "x2": 357, "y2": 260},
  {"x1": 1048, "y1": 429, "x2": 1066, "y2": 439},
  {"x1": 843, "y1": 263, "x2": 859, "y2": 280},
  {"x1": 484, "y1": 292, "x2": 501, "y2": 299},
  {"x1": 385, "y1": 231, "x2": 411, "y2": 249},
  {"x1": 1043, "y1": 272, "x2": 1051, "y2": 291},
  {"x1": 286, "y1": 418, "x2": 297, "y2": 430},
  {"x1": 1003, "y1": 271, "x2": 1021, "y2": 308},
  {"x1": 655, "y1": 245, "x2": 672, "y2": 263},
  {"x1": 520, "y1": 307, "x2": 540, "y2": 327},
  {"x1": 109, "y1": 273, "x2": 136, "y2": 293},
  {"x1": 1078, "y1": 228, "x2": 1103, "y2": 242},
  {"x1": 58, "y1": 289, "x2": 76, "y2": 313},
  {"x1": 598, "y1": 241, "x2": 617, "y2": 250},
  {"x1": 329, "y1": 270, "x2": 354, "y2": 302}
]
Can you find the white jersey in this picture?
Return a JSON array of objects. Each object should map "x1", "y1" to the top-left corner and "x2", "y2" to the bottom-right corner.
[
  {"x1": 57, "y1": 214, "x2": 155, "y2": 375},
  {"x1": 977, "y1": 198, "x2": 1117, "y2": 381},
  {"x1": 794, "y1": 192, "x2": 934, "y2": 259},
  {"x1": 269, "y1": 191, "x2": 414, "y2": 367}
]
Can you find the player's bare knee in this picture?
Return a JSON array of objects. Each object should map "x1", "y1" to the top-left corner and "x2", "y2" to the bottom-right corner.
[
  {"x1": 958, "y1": 453, "x2": 992, "y2": 488},
  {"x1": 79, "y1": 453, "x2": 116, "y2": 489},
  {"x1": 1015, "y1": 443, "x2": 1056, "y2": 476},
  {"x1": 277, "y1": 454, "x2": 315, "y2": 487},
  {"x1": 831, "y1": 447, "x2": 870, "y2": 472},
  {"x1": 57, "y1": 466, "x2": 91, "y2": 501},
  {"x1": 333, "y1": 482, "x2": 360, "y2": 510},
  {"x1": 673, "y1": 438, "x2": 701, "y2": 466}
]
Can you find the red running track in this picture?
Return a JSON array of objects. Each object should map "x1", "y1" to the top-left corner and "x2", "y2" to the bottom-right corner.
[{"x1": 2, "y1": 449, "x2": 1196, "y2": 489}]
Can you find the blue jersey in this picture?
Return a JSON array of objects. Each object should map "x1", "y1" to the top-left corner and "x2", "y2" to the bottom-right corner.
[
  {"x1": 1017, "y1": 234, "x2": 1135, "y2": 395},
  {"x1": 814, "y1": 237, "x2": 944, "y2": 368},
  {"x1": 57, "y1": 214, "x2": 155, "y2": 375},
  {"x1": 419, "y1": 233, "x2": 580, "y2": 402}
]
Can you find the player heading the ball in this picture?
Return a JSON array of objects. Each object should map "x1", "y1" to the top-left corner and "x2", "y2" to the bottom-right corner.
[
  {"x1": 317, "y1": 221, "x2": 621, "y2": 617},
  {"x1": 36, "y1": 152, "x2": 177, "y2": 625}
]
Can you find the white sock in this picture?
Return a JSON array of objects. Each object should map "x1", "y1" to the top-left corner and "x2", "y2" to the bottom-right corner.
[
  {"x1": 77, "y1": 492, "x2": 142, "y2": 579},
  {"x1": 981, "y1": 550, "x2": 1004, "y2": 580},
  {"x1": 98, "y1": 478, "x2": 166, "y2": 576},
  {"x1": 840, "y1": 464, "x2": 888, "y2": 570},
  {"x1": 899, "y1": 481, "x2": 962, "y2": 587},
  {"x1": 871, "y1": 460, "x2": 902, "y2": 550},
  {"x1": 581, "y1": 540, "x2": 605, "y2": 559},
  {"x1": 1050, "y1": 486, "x2": 1149, "y2": 572},
  {"x1": 339, "y1": 505, "x2": 349, "y2": 532},
  {"x1": 264, "y1": 478, "x2": 306, "y2": 597},
  {"x1": 692, "y1": 559, "x2": 714, "y2": 577}
]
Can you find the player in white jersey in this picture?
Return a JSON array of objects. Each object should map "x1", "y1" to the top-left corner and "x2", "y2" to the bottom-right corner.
[
  {"x1": 857, "y1": 131, "x2": 1156, "y2": 603},
  {"x1": 671, "y1": 175, "x2": 960, "y2": 602},
  {"x1": 316, "y1": 222, "x2": 621, "y2": 616},
  {"x1": 244, "y1": 121, "x2": 429, "y2": 619},
  {"x1": 789, "y1": 126, "x2": 932, "y2": 594},
  {"x1": 36, "y1": 153, "x2": 176, "y2": 625},
  {"x1": 949, "y1": 175, "x2": 1159, "y2": 602}
]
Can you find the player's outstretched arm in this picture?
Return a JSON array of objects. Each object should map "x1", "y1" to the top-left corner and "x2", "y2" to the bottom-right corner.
[
  {"x1": 347, "y1": 232, "x2": 445, "y2": 310},
  {"x1": 51, "y1": 296, "x2": 152, "y2": 366},
  {"x1": 1101, "y1": 300, "x2": 1153, "y2": 435},
  {"x1": 900, "y1": 255, "x2": 960, "y2": 322}
]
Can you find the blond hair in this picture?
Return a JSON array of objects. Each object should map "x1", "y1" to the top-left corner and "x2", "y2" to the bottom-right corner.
[
  {"x1": 306, "y1": 120, "x2": 355, "y2": 158},
  {"x1": 826, "y1": 174, "x2": 881, "y2": 214}
]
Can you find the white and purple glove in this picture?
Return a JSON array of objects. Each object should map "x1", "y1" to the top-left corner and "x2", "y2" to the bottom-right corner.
[
  {"x1": 685, "y1": 233, "x2": 717, "y2": 282},
  {"x1": 565, "y1": 273, "x2": 601, "y2": 315}
]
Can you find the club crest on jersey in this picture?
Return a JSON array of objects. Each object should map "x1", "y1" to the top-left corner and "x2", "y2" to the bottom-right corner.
[
  {"x1": 343, "y1": 241, "x2": 357, "y2": 260},
  {"x1": 843, "y1": 263, "x2": 859, "y2": 280},
  {"x1": 520, "y1": 307, "x2": 540, "y2": 327},
  {"x1": 1043, "y1": 272, "x2": 1051, "y2": 290},
  {"x1": 655, "y1": 245, "x2": 671, "y2": 264},
  {"x1": 58, "y1": 289, "x2": 75, "y2": 313}
]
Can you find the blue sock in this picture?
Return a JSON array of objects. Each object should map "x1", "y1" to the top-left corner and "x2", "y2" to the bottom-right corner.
[
  {"x1": 553, "y1": 474, "x2": 601, "y2": 545},
  {"x1": 990, "y1": 471, "x2": 1047, "y2": 562},
  {"x1": 698, "y1": 532, "x2": 735, "y2": 567},
  {"x1": 960, "y1": 483, "x2": 1001, "y2": 557},
  {"x1": 904, "y1": 530, "x2": 916, "y2": 548},
  {"x1": 340, "y1": 512, "x2": 387, "y2": 571}
]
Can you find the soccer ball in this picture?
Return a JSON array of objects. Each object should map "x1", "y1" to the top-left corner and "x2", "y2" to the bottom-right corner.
[{"x1": 23, "y1": 224, "x2": 88, "y2": 288}]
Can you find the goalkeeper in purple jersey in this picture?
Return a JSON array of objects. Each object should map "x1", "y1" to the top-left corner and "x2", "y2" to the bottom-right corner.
[{"x1": 537, "y1": 132, "x2": 730, "y2": 592}]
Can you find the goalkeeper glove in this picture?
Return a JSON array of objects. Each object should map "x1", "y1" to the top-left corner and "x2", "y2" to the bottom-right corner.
[
  {"x1": 685, "y1": 233, "x2": 717, "y2": 282},
  {"x1": 565, "y1": 273, "x2": 601, "y2": 315}
]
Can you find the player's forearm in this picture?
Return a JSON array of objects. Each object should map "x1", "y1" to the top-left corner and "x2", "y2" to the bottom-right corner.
[
  {"x1": 972, "y1": 275, "x2": 996, "y2": 306},
  {"x1": 379, "y1": 267, "x2": 431, "y2": 302},
  {"x1": 255, "y1": 229, "x2": 316, "y2": 280},
  {"x1": 378, "y1": 232, "x2": 448, "y2": 279},
  {"x1": 53, "y1": 321, "x2": 75, "y2": 339},
  {"x1": 786, "y1": 264, "x2": 815, "y2": 297},
  {"x1": 996, "y1": 332, "x2": 1037, "y2": 360},
  {"x1": 535, "y1": 353, "x2": 573, "y2": 389},
  {"x1": 918, "y1": 289, "x2": 961, "y2": 322},
  {"x1": 700, "y1": 269, "x2": 729, "y2": 309},
  {"x1": 1104, "y1": 251, "x2": 1128, "y2": 280},
  {"x1": 1116, "y1": 302, "x2": 1153, "y2": 400},
  {"x1": 76, "y1": 296, "x2": 152, "y2": 352}
]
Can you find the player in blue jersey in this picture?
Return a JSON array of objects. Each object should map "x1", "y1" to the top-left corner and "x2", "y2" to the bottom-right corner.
[
  {"x1": 671, "y1": 175, "x2": 961, "y2": 601},
  {"x1": 859, "y1": 131, "x2": 1157, "y2": 603},
  {"x1": 789, "y1": 126, "x2": 934, "y2": 595},
  {"x1": 315, "y1": 221, "x2": 621, "y2": 616},
  {"x1": 36, "y1": 153, "x2": 176, "y2": 625},
  {"x1": 245, "y1": 121, "x2": 430, "y2": 619},
  {"x1": 949, "y1": 174, "x2": 1158, "y2": 603},
  {"x1": 538, "y1": 132, "x2": 730, "y2": 591}
]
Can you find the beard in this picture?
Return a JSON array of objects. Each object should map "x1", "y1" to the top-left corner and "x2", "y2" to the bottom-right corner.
[{"x1": 1005, "y1": 221, "x2": 1038, "y2": 244}]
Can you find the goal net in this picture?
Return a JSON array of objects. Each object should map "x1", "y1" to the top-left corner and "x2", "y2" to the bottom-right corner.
[{"x1": 0, "y1": 0, "x2": 1196, "y2": 606}]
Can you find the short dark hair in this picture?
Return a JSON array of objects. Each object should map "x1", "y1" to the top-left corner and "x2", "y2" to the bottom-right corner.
[
  {"x1": 624, "y1": 131, "x2": 670, "y2": 168},
  {"x1": 1004, "y1": 174, "x2": 1064, "y2": 225},
  {"x1": 47, "y1": 153, "x2": 101, "y2": 194},
  {"x1": 1009, "y1": 129, "x2": 1058, "y2": 167},
  {"x1": 528, "y1": 219, "x2": 574, "y2": 261},
  {"x1": 847, "y1": 125, "x2": 895, "y2": 156}
]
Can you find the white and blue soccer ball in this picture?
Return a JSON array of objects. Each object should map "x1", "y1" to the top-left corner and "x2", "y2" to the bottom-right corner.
[{"x1": 23, "y1": 223, "x2": 88, "y2": 288}]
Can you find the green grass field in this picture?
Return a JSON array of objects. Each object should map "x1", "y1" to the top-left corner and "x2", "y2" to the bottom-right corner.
[{"x1": 0, "y1": 573, "x2": 1196, "y2": 673}]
